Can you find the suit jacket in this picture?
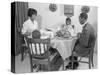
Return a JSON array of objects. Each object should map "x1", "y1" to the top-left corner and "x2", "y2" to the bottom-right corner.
[{"x1": 75, "y1": 23, "x2": 95, "y2": 56}]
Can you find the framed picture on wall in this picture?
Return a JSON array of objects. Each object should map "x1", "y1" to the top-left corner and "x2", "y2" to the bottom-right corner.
[{"x1": 64, "y1": 5, "x2": 74, "y2": 17}]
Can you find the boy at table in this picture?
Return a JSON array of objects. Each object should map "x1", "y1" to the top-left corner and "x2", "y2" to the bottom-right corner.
[
  {"x1": 32, "y1": 30, "x2": 57, "y2": 55},
  {"x1": 31, "y1": 30, "x2": 59, "y2": 69}
]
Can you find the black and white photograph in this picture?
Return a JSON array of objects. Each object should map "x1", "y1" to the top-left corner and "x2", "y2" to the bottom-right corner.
[{"x1": 11, "y1": 1, "x2": 98, "y2": 73}]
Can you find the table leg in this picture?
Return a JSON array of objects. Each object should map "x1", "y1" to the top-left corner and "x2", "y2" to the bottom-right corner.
[{"x1": 63, "y1": 61, "x2": 65, "y2": 70}]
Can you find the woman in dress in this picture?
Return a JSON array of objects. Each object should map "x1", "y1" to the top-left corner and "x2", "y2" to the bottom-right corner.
[{"x1": 21, "y1": 8, "x2": 38, "y2": 38}]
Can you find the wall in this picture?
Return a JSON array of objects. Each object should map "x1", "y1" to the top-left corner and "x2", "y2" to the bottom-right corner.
[
  {"x1": 28, "y1": 2, "x2": 97, "y2": 33},
  {"x1": 28, "y1": 3, "x2": 65, "y2": 31}
]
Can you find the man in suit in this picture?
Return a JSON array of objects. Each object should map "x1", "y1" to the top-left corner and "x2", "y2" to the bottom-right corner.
[
  {"x1": 74, "y1": 13, "x2": 95, "y2": 56},
  {"x1": 65, "y1": 13, "x2": 96, "y2": 70}
]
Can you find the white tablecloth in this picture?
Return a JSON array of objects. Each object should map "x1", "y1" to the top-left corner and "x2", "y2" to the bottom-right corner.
[{"x1": 51, "y1": 37, "x2": 77, "y2": 60}]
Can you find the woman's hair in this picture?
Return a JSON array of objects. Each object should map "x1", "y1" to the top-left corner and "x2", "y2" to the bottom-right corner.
[
  {"x1": 32, "y1": 30, "x2": 41, "y2": 39},
  {"x1": 28, "y1": 8, "x2": 37, "y2": 17},
  {"x1": 79, "y1": 13, "x2": 88, "y2": 20}
]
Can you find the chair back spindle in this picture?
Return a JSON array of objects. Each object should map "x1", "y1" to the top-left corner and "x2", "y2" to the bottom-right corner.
[{"x1": 27, "y1": 38, "x2": 50, "y2": 59}]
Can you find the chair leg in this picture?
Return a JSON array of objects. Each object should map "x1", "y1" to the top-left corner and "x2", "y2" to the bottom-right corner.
[
  {"x1": 63, "y1": 61, "x2": 64, "y2": 70},
  {"x1": 48, "y1": 62, "x2": 51, "y2": 71},
  {"x1": 71, "y1": 55, "x2": 74, "y2": 70},
  {"x1": 21, "y1": 51, "x2": 24, "y2": 61},
  {"x1": 29, "y1": 56, "x2": 33, "y2": 72},
  {"x1": 89, "y1": 58, "x2": 91, "y2": 69},
  {"x1": 31, "y1": 64, "x2": 33, "y2": 72},
  {"x1": 91, "y1": 55, "x2": 94, "y2": 67}
]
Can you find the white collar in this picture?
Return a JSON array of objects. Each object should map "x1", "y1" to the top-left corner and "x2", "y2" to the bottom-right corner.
[{"x1": 82, "y1": 22, "x2": 87, "y2": 28}]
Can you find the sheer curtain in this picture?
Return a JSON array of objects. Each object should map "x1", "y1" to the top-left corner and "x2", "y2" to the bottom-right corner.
[{"x1": 15, "y1": 2, "x2": 28, "y2": 55}]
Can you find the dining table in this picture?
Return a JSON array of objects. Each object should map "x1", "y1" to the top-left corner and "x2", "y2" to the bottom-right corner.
[
  {"x1": 40, "y1": 29, "x2": 77, "y2": 60},
  {"x1": 50, "y1": 37, "x2": 77, "y2": 60},
  {"x1": 50, "y1": 36, "x2": 77, "y2": 70}
]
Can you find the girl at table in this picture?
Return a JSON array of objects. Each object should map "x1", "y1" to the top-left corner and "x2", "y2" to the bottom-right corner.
[
  {"x1": 21, "y1": 8, "x2": 38, "y2": 38},
  {"x1": 56, "y1": 17, "x2": 76, "y2": 37},
  {"x1": 65, "y1": 17, "x2": 76, "y2": 37}
]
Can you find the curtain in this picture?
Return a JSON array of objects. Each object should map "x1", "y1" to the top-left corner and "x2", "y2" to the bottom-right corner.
[{"x1": 15, "y1": 2, "x2": 28, "y2": 55}]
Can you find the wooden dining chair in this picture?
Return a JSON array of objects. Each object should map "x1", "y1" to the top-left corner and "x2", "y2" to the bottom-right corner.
[
  {"x1": 71, "y1": 34, "x2": 96, "y2": 69},
  {"x1": 27, "y1": 38, "x2": 55, "y2": 72},
  {"x1": 21, "y1": 35, "x2": 29, "y2": 61}
]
